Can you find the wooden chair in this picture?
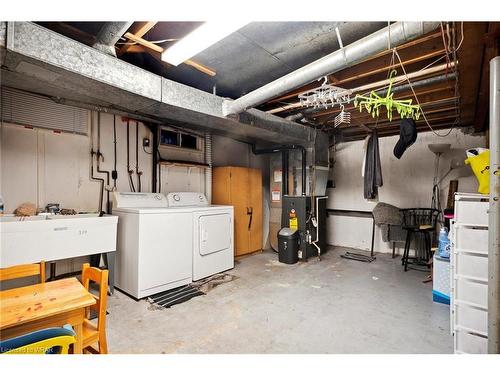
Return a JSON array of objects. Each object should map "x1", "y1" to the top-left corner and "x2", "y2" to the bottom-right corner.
[
  {"x1": 0, "y1": 261, "x2": 46, "y2": 288},
  {"x1": 80, "y1": 263, "x2": 108, "y2": 354}
]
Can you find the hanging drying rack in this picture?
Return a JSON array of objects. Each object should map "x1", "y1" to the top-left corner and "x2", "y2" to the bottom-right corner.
[{"x1": 353, "y1": 70, "x2": 422, "y2": 121}]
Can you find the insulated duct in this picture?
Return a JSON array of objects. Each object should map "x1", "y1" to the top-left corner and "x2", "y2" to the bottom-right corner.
[
  {"x1": 223, "y1": 22, "x2": 440, "y2": 116},
  {"x1": 2, "y1": 22, "x2": 316, "y2": 146},
  {"x1": 93, "y1": 22, "x2": 133, "y2": 57}
]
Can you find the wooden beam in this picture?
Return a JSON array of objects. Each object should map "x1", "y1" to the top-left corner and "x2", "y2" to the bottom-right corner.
[
  {"x1": 338, "y1": 113, "x2": 458, "y2": 130},
  {"x1": 335, "y1": 106, "x2": 458, "y2": 128},
  {"x1": 458, "y1": 22, "x2": 489, "y2": 127},
  {"x1": 473, "y1": 22, "x2": 500, "y2": 132},
  {"x1": 123, "y1": 32, "x2": 164, "y2": 53},
  {"x1": 340, "y1": 121, "x2": 460, "y2": 141},
  {"x1": 310, "y1": 82, "x2": 455, "y2": 118},
  {"x1": 118, "y1": 21, "x2": 158, "y2": 55},
  {"x1": 264, "y1": 31, "x2": 444, "y2": 106},
  {"x1": 311, "y1": 84, "x2": 455, "y2": 119},
  {"x1": 121, "y1": 32, "x2": 216, "y2": 76},
  {"x1": 331, "y1": 49, "x2": 446, "y2": 87},
  {"x1": 184, "y1": 60, "x2": 217, "y2": 77},
  {"x1": 340, "y1": 115, "x2": 459, "y2": 137},
  {"x1": 267, "y1": 62, "x2": 455, "y2": 115}
]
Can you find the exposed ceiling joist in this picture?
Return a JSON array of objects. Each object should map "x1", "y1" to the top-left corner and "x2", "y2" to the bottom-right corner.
[
  {"x1": 473, "y1": 22, "x2": 500, "y2": 132},
  {"x1": 268, "y1": 62, "x2": 455, "y2": 115},
  {"x1": 264, "y1": 30, "x2": 444, "y2": 106},
  {"x1": 118, "y1": 21, "x2": 158, "y2": 55},
  {"x1": 331, "y1": 49, "x2": 446, "y2": 87},
  {"x1": 312, "y1": 82, "x2": 455, "y2": 118},
  {"x1": 122, "y1": 32, "x2": 216, "y2": 77}
]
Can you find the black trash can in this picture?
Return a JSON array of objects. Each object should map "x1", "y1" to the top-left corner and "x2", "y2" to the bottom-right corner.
[{"x1": 278, "y1": 228, "x2": 299, "y2": 264}]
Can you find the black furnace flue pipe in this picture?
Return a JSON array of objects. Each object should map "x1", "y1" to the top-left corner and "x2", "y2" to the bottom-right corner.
[{"x1": 251, "y1": 144, "x2": 306, "y2": 196}]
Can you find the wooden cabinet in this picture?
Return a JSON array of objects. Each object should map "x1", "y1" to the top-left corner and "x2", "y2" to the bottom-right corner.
[{"x1": 212, "y1": 166, "x2": 262, "y2": 257}]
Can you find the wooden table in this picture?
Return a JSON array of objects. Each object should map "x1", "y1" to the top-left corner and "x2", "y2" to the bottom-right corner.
[{"x1": 0, "y1": 278, "x2": 96, "y2": 353}]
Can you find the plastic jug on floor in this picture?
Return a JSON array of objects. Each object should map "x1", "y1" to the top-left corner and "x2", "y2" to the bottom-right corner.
[{"x1": 438, "y1": 227, "x2": 450, "y2": 258}]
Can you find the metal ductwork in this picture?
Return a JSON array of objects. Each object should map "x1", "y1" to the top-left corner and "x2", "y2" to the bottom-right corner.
[
  {"x1": 223, "y1": 22, "x2": 440, "y2": 116},
  {"x1": 93, "y1": 22, "x2": 133, "y2": 56},
  {"x1": 0, "y1": 22, "x2": 320, "y2": 147}
]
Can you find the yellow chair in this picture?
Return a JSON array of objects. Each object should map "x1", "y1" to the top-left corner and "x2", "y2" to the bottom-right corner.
[
  {"x1": 0, "y1": 261, "x2": 46, "y2": 289},
  {"x1": 81, "y1": 263, "x2": 109, "y2": 354},
  {"x1": 1, "y1": 325, "x2": 76, "y2": 354}
]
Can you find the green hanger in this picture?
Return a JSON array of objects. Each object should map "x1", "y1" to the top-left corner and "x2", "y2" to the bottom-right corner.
[{"x1": 354, "y1": 70, "x2": 421, "y2": 121}]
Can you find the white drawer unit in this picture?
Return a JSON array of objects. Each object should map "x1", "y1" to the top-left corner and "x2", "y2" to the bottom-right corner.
[
  {"x1": 455, "y1": 277, "x2": 488, "y2": 309},
  {"x1": 454, "y1": 193, "x2": 489, "y2": 226},
  {"x1": 451, "y1": 193, "x2": 490, "y2": 354},
  {"x1": 455, "y1": 227, "x2": 488, "y2": 255},
  {"x1": 455, "y1": 252, "x2": 488, "y2": 282},
  {"x1": 454, "y1": 330, "x2": 488, "y2": 354},
  {"x1": 454, "y1": 303, "x2": 488, "y2": 335}
]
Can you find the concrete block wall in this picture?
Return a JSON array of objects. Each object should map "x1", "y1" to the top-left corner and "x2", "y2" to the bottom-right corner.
[
  {"x1": 0, "y1": 105, "x2": 271, "y2": 279},
  {"x1": 327, "y1": 129, "x2": 487, "y2": 254}
]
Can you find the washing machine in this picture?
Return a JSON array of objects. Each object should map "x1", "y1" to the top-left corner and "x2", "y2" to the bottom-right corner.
[
  {"x1": 113, "y1": 192, "x2": 193, "y2": 299},
  {"x1": 166, "y1": 192, "x2": 234, "y2": 281}
]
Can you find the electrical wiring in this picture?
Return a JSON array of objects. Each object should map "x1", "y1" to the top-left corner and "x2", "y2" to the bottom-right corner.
[
  {"x1": 126, "y1": 119, "x2": 136, "y2": 192},
  {"x1": 393, "y1": 48, "x2": 459, "y2": 137},
  {"x1": 116, "y1": 38, "x2": 178, "y2": 46},
  {"x1": 284, "y1": 22, "x2": 465, "y2": 132}
]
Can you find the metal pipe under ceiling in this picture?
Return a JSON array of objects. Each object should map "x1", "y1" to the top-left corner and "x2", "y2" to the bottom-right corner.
[{"x1": 223, "y1": 22, "x2": 440, "y2": 116}]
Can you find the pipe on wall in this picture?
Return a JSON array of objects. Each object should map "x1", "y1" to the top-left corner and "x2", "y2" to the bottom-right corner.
[
  {"x1": 282, "y1": 149, "x2": 289, "y2": 196},
  {"x1": 223, "y1": 22, "x2": 440, "y2": 116},
  {"x1": 252, "y1": 144, "x2": 306, "y2": 196},
  {"x1": 135, "y1": 121, "x2": 143, "y2": 192},
  {"x1": 150, "y1": 123, "x2": 159, "y2": 193},
  {"x1": 126, "y1": 119, "x2": 136, "y2": 192},
  {"x1": 489, "y1": 56, "x2": 500, "y2": 354},
  {"x1": 205, "y1": 133, "x2": 213, "y2": 203},
  {"x1": 89, "y1": 113, "x2": 104, "y2": 214},
  {"x1": 95, "y1": 112, "x2": 111, "y2": 213}
]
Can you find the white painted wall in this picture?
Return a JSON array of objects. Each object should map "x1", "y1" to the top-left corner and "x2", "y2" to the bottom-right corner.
[
  {"x1": 327, "y1": 129, "x2": 487, "y2": 254},
  {"x1": 0, "y1": 114, "x2": 153, "y2": 213},
  {"x1": 0, "y1": 106, "x2": 272, "y2": 279}
]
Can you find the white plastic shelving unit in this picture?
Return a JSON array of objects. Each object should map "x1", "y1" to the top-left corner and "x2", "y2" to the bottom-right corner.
[{"x1": 451, "y1": 193, "x2": 489, "y2": 354}]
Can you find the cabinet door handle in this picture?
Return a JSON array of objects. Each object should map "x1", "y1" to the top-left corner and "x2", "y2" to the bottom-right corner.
[{"x1": 247, "y1": 207, "x2": 253, "y2": 230}]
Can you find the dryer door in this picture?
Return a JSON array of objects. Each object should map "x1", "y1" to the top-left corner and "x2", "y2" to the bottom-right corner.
[{"x1": 198, "y1": 213, "x2": 232, "y2": 255}]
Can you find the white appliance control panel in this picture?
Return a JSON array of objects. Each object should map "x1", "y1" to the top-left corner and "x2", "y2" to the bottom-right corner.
[
  {"x1": 167, "y1": 192, "x2": 208, "y2": 207},
  {"x1": 113, "y1": 192, "x2": 169, "y2": 208}
]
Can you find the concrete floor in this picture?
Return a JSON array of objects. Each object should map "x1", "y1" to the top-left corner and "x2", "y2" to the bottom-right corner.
[{"x1": 106, "y1": 246, "x2": 453, "y2": 353}]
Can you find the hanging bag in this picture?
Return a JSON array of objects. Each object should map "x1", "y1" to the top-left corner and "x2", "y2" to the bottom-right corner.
[{"x1": 464, "y1": 149, "x2": 490, "y2": 194}]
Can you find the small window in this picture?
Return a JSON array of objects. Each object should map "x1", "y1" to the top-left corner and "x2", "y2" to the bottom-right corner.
[
  {"x1": 181, "y1": 134, "x2": 198, "y2": 150},
  {"x1": 160, "y1": 129, "x2": 179, "y2": 146}
]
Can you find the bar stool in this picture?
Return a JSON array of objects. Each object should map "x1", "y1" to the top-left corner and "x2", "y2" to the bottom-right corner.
[{"x1": 400, "y1": 208, "x2": 439, "y2": 272}]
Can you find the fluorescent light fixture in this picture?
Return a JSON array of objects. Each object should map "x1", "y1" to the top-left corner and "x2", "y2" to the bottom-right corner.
[{"x1": 161, "y1": 21, "x2": 248, "y2": 66}]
